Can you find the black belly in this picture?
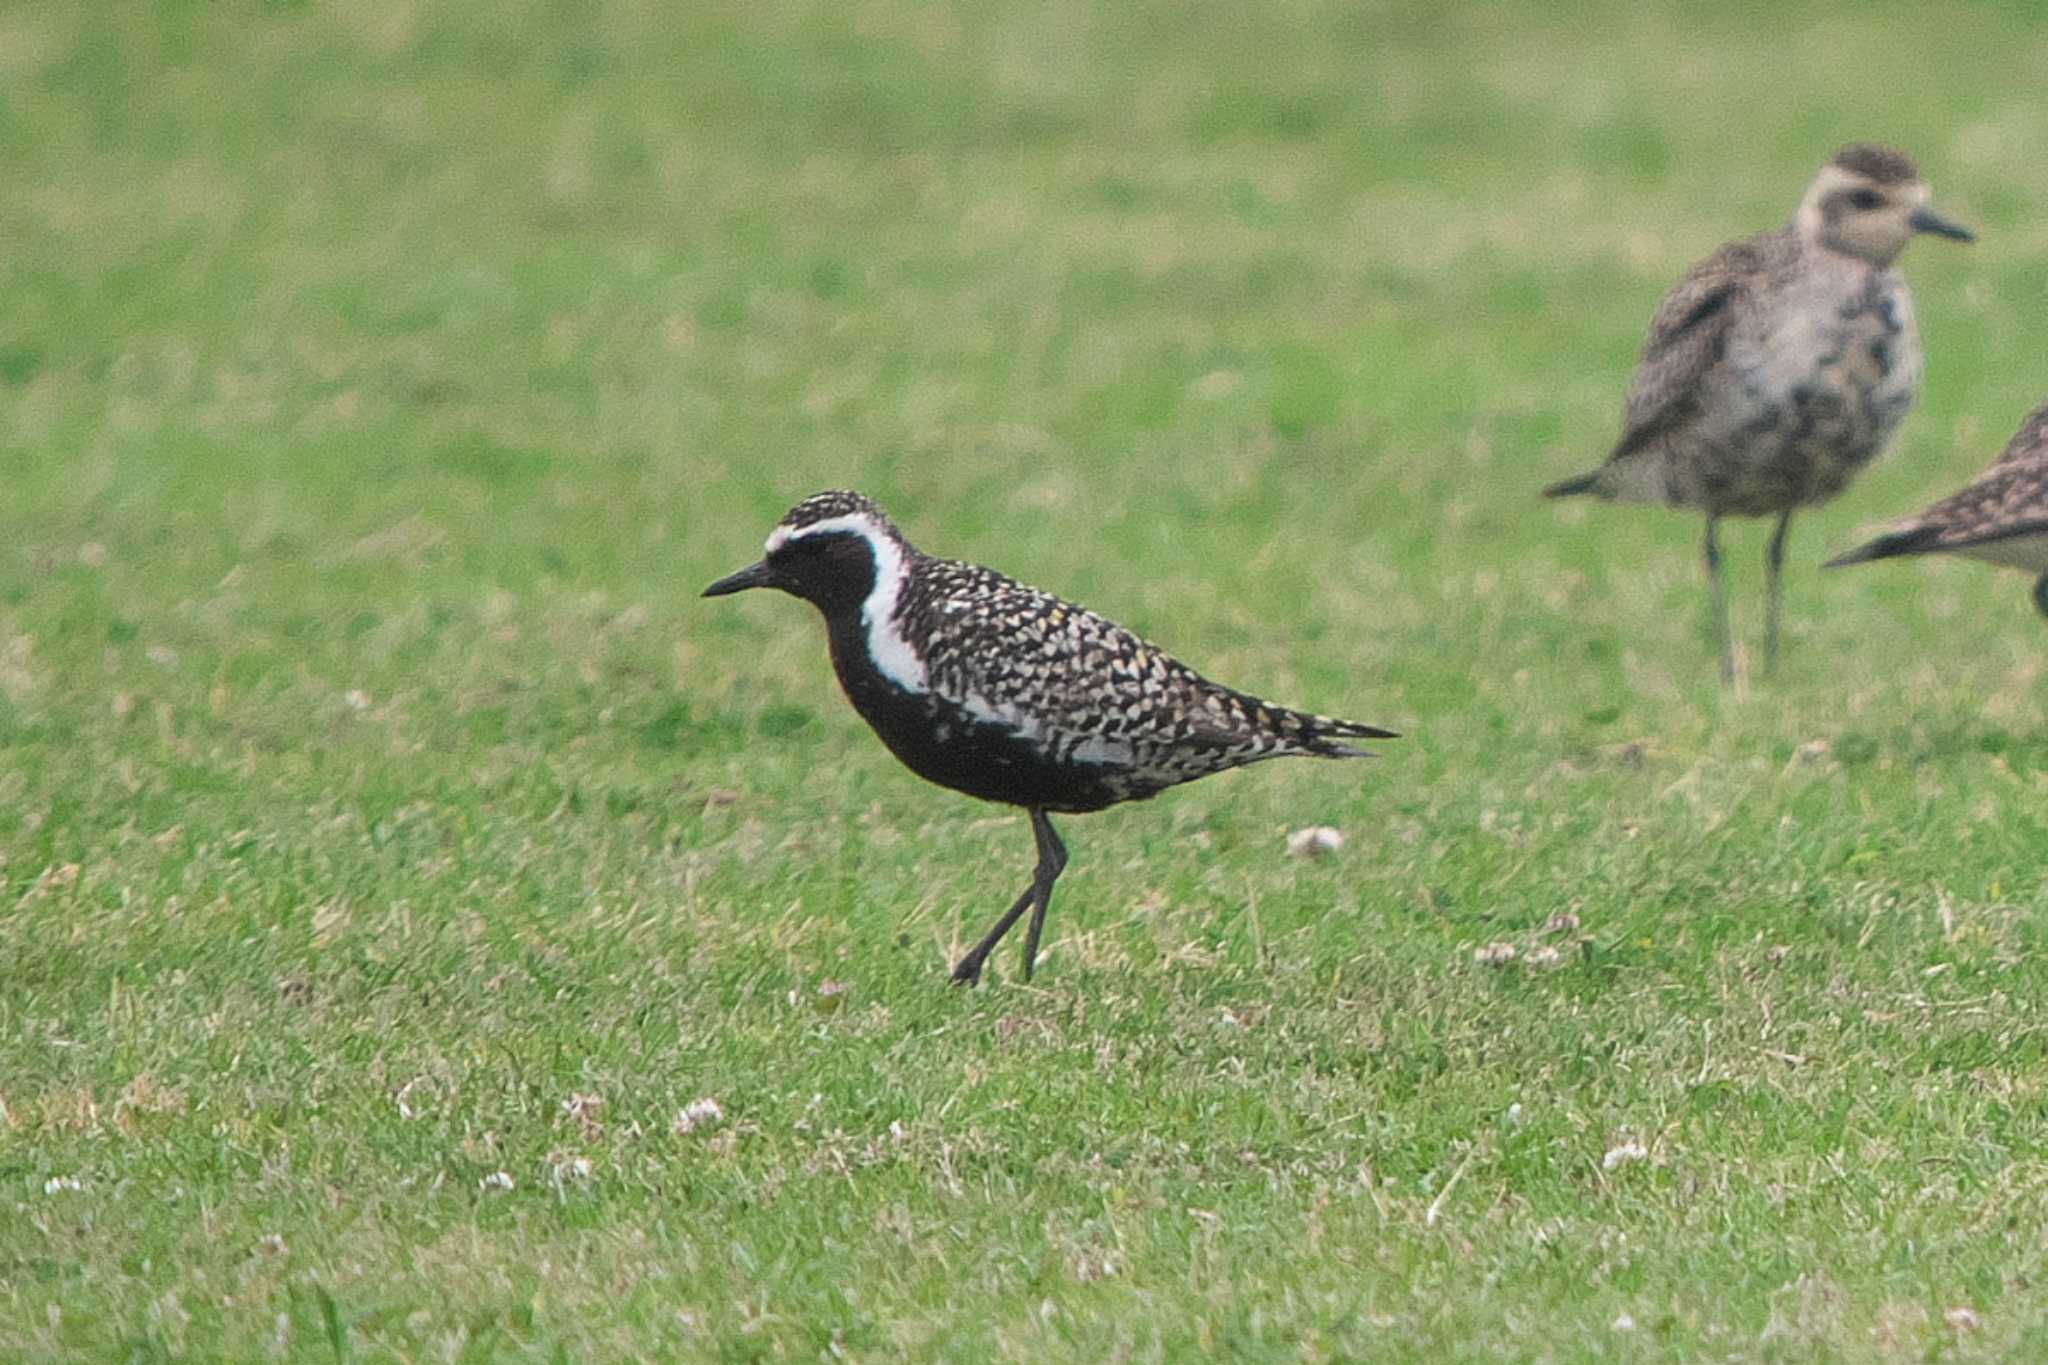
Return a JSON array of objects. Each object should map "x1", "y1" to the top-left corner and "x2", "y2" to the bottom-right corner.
[{"x1": 828, "y1": 635, "x2": 1132, "y2": 814}]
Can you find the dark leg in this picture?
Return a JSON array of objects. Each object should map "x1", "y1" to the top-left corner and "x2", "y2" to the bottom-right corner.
[
  {"x1": 1016, "y1": 811, "x2": 1069, "y2": 981},
  {"x1": 1763, "y1": 510, "x2": 1792, "y2": 673},
  {"x1": 949, "y1": 884, "x2": 1036, "y2": 986},
  {"x1": 2034, "y1": 573, "x2": 2048, "y2": 620},
  {"x1": 1703, "y1": 516, "x2": 1734, "y2": 685},
  {"x1": 949, "y1": 809, "x2": 1068, "y2": 985}
]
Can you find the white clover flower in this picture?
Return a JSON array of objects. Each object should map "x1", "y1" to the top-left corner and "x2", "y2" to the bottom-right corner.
[
  {"x1": 673, "y1": 1097, "x2": 725, "y2": 1134},
  {"x1": 1602, "y1": 1139, "x2": 1649, "y2": 1171},
  {"x1": 1286, "y1": 826, "x2": 1344, "y2": 859}
]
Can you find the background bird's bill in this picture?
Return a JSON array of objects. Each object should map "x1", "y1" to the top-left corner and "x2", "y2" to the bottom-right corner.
[{"x1": 1908, "y1": 206, "x2": 1974, "y2": 241}]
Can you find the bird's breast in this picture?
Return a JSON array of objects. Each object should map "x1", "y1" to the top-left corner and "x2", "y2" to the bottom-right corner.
[
  {"x1": 823, "y1": 629, "x2": 1130, "y2": 810},
  {"x1": 1703, "y1": 273, "x2": 1921, "y2": 509},
  {"x1": 1738, "y1": 272, "x2": 1920, "y2": 411}
]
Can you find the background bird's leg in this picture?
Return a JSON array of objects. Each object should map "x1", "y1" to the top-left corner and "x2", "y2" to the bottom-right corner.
[
  {"x1": 2034, "y1": 572, "x2": 2048, "y2": 620},
  {"x1": 1703, "y1": 516, "x2": 1734, "y2": 684},
  {"x1": 1763, "y1": 510, "x2": 1792, "y2": 672},
  {"x1": 1017, "y1": 810, "x2": 1069, "y2": 981}
]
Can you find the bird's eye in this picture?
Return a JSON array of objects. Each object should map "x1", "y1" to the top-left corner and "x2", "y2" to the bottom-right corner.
[{"x1": 1847, "y1": 188, "x2": 1884, "y2": 211}]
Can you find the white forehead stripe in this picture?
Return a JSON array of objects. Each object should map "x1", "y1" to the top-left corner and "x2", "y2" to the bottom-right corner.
[
  {"x1": 766, "y1": 510, "x2": 928, "y2": 694},
  {"x1": 764, "y1": 509, "x2": 881, "y2": 556}
]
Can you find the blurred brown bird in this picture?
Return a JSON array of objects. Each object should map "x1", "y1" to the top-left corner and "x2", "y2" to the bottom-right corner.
[
  {"x1": 1546, "y1": 143, "x2": 1972, "y2": 682},
  {"x1": 1829, "y1": 399, "x2": 2048, "y2": 618}
]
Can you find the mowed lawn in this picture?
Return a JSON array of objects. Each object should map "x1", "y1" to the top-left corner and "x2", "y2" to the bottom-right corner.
[{"x1": 6, "y1": 1, "x2": 2048, "y2": 1358}]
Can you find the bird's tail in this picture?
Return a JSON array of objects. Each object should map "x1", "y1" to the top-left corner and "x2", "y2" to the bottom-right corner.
[
  {"x1": 1289, "y1": 711, "x2": 1399, "y2": 759},
  {"x1": 1542, "y1": 470, "x2": 1602, "y2": 499},
  {"x1": 1825, "y1": 525, "x2": 1940, "y2": 568}
]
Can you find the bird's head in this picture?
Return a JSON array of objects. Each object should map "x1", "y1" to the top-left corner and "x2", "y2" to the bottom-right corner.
[
  {"x1": 702, "y1": 490, "x2": 910, "y2": 617},
  {"x1": 1796, "y1": 143, "x2": 1973, "y2": 266}
]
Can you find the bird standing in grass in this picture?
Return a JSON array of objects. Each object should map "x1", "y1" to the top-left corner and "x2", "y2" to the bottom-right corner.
[
  {"x1": 1544, "y1": 143, "x2": 1973, "y2": 682},
  {"x1": 703, "y1": 491, "x2": 1396, "y2": 984},
  {"x1": 1829, "y1": 399, "x2": 2048, "y2": 617}
]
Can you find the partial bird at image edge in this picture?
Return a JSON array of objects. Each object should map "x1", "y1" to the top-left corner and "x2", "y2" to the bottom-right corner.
[{"x1": 1828, "y1": 398, "x2": 2048, "y2": 618}]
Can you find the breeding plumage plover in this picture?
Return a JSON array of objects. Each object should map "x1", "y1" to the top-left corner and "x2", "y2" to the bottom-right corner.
[
  {"x1": 703, "y1": 491, "x2": 1397, "y2": 984},
  {"x1": 1544, "y1": 143, "x2": 1973, "y2": 682},
  {"x1": 1828, "y1": 399, "x2": 2048, "y2": 616}
]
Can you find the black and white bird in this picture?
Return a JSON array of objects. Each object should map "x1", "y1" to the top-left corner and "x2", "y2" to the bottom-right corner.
[
  {"x1": 1829, "y1": 398, "x2": 2048, "y2": 617},
  {"x1": 1544, "y1": 143, "x2": 1973, "y2": 682},
  {"x1": 703, "y1": 491, "x2": 1397, "y2": 985}
]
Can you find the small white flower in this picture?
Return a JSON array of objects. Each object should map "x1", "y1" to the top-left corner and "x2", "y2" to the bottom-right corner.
[
  {"x1": 888, "y1": 1120, "x2": 908, "y2": 1144},
  {"x1": 673, "y1": 1096, "x2": 725, "y2": 1134},
  {"x1": 1602, "y1": 1139, "x2": 1649, "y2": 1171},
  {"x1": 546, "y1": 1152, "x2": 593, "y2": 1184},
  {"x1": 1286, "y1": 826, "x2": 1344, "y2": 859},
  {"x1": 43, "y1": 1176, "x2": 82, "y2": 1196},
  {"x1": 1074, "y1": 1254, "x2": 1118, "y2": 1282},
  {"x1": 1612, "y1": 1313, "x2": 1636, "y2": 1332},
  {"x1": 1505, "y1": 1103, "x2": 1524, "y2": 1127},
  {"x1": 480, "y1": 1170, "x2": 515, "y2": 1193},
  {"x1": 343, "y1": 689, "x2": 371, "y2": 711}
]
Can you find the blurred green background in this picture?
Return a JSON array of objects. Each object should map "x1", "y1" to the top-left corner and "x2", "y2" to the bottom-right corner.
[{"x1": 5, "y1": 1, "x2": 2048, "y2": 1359}]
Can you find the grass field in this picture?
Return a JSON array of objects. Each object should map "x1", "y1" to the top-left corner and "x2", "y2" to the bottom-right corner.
[{"x1": 7, "y1": 1, "x2": 2048, "y2": 1358}]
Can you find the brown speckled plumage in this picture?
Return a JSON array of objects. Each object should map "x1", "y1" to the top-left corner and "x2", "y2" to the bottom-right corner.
[
  {"x1": 703, "y1": 490, "x2": 1396, "y2": 982},
  {"x1": 1544, "y1": 143, "x2": 1972, "y2": 678},
  {"x1": 1594, "y1": 221, "x2": 1920, "y2": 516},
  {"x1": 1829, "y1": 401, "x2": 2048, "y2": 616}
]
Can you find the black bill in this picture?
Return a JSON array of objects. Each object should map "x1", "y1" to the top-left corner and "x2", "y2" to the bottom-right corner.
[
  {"x1": 702, "y1": 561, "x2": 777, "y2": 597},
  {"x1": 1909, "y1": 207, "x2": 1975, "y2": 242}
]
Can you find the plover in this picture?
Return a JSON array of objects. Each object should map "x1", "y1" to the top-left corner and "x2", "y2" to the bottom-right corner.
[
  {"x1": 1828, "y1": 399, "x2": 2048, "y2": 616},
  {"x1": 703, "y1": 491, "x2": 1397, "y2": 984},
  {"x1": 1544, "y1": 143, "x2": 1973, "y2": 681}
]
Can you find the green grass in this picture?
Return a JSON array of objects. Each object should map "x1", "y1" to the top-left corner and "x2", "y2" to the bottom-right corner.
[{"x1": 6, "y1": 0, "x2": 2048, "y2": 1358}]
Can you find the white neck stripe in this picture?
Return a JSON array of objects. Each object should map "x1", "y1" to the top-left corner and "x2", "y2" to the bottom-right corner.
[{"x1": 768, "y1": 512, "x2": 928, "y2": 694}]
